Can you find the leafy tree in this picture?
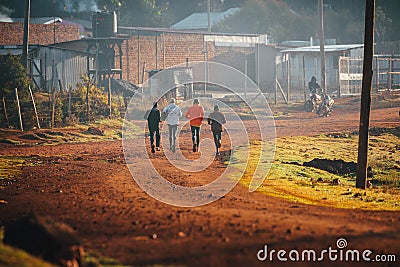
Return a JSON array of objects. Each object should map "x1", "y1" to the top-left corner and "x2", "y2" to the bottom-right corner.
[
  {"x1": 375, "y1": 5, "x2": 392, "y2": 44},
  {"x1": 97, "y1": 0, "x2": 171, "y2": 27},
  {"x1": 323, "y1": 8, "x2": 364, "y2": 43},
  {"x1": 0, "y1": 54, "x2": 33, "y2": 128},
  {"x1": 216, "y1": 0, "x2": 315, "y2": 43},
  {"x1": 0, "y1": 55, "x2": 30, "y2": 96}
]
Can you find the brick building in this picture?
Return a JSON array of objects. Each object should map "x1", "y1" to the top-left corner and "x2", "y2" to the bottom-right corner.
[
  {"x1": 0, "y1": 22, "x2": 80, "y2": 45},
  {"x1": 0, "y1": 19, "x2": 275, "y2": 93},
  {"x1": 55, "y1": 27, "x2": 268, "y2": 88}
]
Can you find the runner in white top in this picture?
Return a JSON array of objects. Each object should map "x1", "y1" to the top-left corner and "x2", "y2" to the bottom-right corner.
[{"x1": 163, "y1": 98, "x2": 182, "y2": 152}]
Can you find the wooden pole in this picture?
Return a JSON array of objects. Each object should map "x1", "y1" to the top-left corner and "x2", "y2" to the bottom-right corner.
[
  {"x1": 28, "y1": 85, "x2": 40, "y2": 129},
  {"x1": 276, "y1": 80, "x2": 288, "y2": 104},
  {"x1": 68, "y1": 85, "x2": 72, "y2": 119},
  {"x1": 58, "y1": 79, "x2": 64, "y2": 91},
  {"x1": 162, "y1": 32, "x2": 165, "y2": 69},
  {"x1": 338, "y1": 56, "x2": 342, "y2": 98},
  {"x1": 137, "y1": 31, "x2": 140, "y2": 85},
  {"x1": 274, "y1": 55, "x2": 277, "y2": 105},
  {"x1": 86, "y1": 80, "x2": 90, "y2": 122},
  {"x1": 302, "y1": 55, "x2": 306, "y2": 101},
  {"x1": 376, "y1": 56, "x2": 380, "y2": 92},
  {"x1": 15, "y1": 88, "x2": 24, "y2": 131},
  {"x1": 388, "y1": 56, "x2": 392, "y2": 90},
  {"x1": 207, "y1": 0, "x2": 211, "y2": 33},
  {"x1": 319, "y1": 0, "x2": 326, "y2": 93},
  {"x1": 2, "y1": 96, "x2": 10, "y2": 128},
  {"x1": 287, "y1": 55, "x2": 290, "y2": 103},
  {"x1": 155, "y1": 34, "x2": 158, "y2": 70},
  {"x1": 356, "y1": 0, "x2": 375, "y2": 189},
  {"x1": 108, "y1": 77, "x2": 112, "y2": 118},
  {"x1": 274, "y1": 70, "x2": 277, "y2": 105},
  {"x1": 244, "y1": 59, "x2": 248, "y2": 99},
  {"x1": 51, "y1": 86, "x2": 56, "y2": 128},
  {"x1": 22, "y1": 0, "x2": 30, "y2": 69},
  {"x1": 142, "y1": 61, "x2": 146, "y2": 85}
]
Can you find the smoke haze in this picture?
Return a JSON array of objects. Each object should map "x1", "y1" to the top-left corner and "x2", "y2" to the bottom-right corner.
[
  {"x1": 0, "y1": 6, "x2": 13, "y2": 22},
  {"x1": 62, "y1": 0, "x2": 100, "y2": 13}
]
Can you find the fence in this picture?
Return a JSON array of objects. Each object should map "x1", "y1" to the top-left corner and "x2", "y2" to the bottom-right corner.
[
  {"x1": 0, "y1": 84, "x2": 130, "y2": 130},
  {"x1": 338, "y1": 56, "x2": 400, "y2": 96}
]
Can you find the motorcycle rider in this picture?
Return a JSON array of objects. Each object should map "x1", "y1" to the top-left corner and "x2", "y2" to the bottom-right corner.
[
  {"x1": 308, "y1": 76, "x2": 321, "y2": 95},
  {"x1": 304, "y1": 76, "x2": 323, "y2": 112}
]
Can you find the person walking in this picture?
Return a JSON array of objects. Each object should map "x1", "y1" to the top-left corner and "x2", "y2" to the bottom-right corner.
[
  {"x1": 185, "y1": 98, "x2": 204, "y2": 152},
  {"x1": 144, "y1": 102, "x2": 161, "y2": 153},
  {"x1": 207, "y1": 105, "x2": 226, "y2": 156},
  {"x1": 163, "y1": 98, "x2": 182, "y2": 153}
]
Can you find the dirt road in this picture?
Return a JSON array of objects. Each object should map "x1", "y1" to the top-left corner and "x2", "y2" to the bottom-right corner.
[{"x1": 1, "y1": 98, "x2": 399, "y2": 266}]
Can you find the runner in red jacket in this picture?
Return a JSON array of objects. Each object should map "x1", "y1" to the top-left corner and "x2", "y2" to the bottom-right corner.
[{"x1": 185, "y1": 99, "x2": 204, "y2": 152}]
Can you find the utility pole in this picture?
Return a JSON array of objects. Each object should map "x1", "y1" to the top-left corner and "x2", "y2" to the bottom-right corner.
[
  {"x1": 86, "y1": 79, "x2": 90, "y2": 123},
  {"x1": 207, "y1": 0, "x2": 211, "y2": 33},
  {"x1": 318, "y1": 0, "x2": 326, "y2": 93},
  {"x1": 356, "y1": 0, "x2": 375, "y2": 189},
  {"x1": 15, "y1": 88, "x2": 24, "y2": 131},
  {"x1": 22, "y1": 0, "x2": 30, "y2": 69}
]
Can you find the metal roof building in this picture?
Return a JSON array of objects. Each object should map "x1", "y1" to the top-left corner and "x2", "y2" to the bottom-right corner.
[
  {"x1": 278, "y1": 44, "x2": 365, "y2": 97},
  {"x1": 281, "y1": 44, "x2": 364, "y2": 55},
  {"x1": 170, "y1": 8, "x2": 240, "y2": 31}
]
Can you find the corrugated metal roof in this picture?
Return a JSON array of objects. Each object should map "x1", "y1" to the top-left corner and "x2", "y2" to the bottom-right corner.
[
  {"x1": 171, "y1": 8, "x2": 240, "y2": 30},
  {"x1": 10, "y1": 17, "x2": 62, "y2": 24},
  {"x1": 281, "y1": 44, "x2": 364, "y2": 53},
  {"x1": 63, "y1": 18, "x2": 92, "y2": 30}
]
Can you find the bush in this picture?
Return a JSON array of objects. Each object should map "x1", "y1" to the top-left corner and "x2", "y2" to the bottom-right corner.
[
  {"x1": 0, "y1": 54, "x2": 34, "y2": 129},
  {"x1": 61, "y1": 76, "x2": 119, "y2": 123}
]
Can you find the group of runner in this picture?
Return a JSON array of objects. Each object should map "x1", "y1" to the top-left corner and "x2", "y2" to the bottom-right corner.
[{"x1": 144, "y1": 98, "x2": 226, "y2": 156}]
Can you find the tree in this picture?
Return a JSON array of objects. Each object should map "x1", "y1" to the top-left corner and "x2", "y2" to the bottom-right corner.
[
  {"x1": 323, "y1": 8, "x2": 364, "y2": 43},
  {"x1": 0, "y1": 54, "x2": 32, "y2": 128},
  {"x1": 0, "y1": 55, "x2": 30, "y2": 98},
  {"x1": 216, "y1": 0, "x2": 316, "y2": 43},
  {"x1": 374, "y1": 5, "x2": 392, "y2": 44}
]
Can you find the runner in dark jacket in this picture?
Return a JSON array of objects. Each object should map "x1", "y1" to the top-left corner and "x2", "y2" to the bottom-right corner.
[
  {"x1": 207, "y1": 105, "x2": 226, "y2": 156},
  {"x1": 144, "y1": 102, "x2": 161, "y2": 153}
]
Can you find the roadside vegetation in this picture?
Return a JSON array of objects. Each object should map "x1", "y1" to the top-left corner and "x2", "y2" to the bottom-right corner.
[{"x1": 233, "y1": 130, "x2": 400, "y2": 210}]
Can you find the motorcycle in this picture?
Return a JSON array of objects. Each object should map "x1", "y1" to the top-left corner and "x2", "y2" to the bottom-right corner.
[
  {"x1": 304, "y1": 88, "x2": 323, "y2": 112},
  {"x1": 316, "y1": 94, "x2": 334, "y2": 117}
]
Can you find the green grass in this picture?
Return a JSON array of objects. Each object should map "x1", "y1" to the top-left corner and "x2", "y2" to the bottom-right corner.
[
  {"x1": 82, "y1": 251, "x2": 130, "y2": 267},
  {"x1": 0, "y1": 235, "x2": 55, "y2": 267},
  {"x1": 0, "y1": 157, "x2": 25, "y2": 184},
  {"x1": 229, "y1": 132, "x2": 400, "y2": 210},
  {"x1": 0, "y1": 227, "x2": 151, "y2": 267},
  {"x1": 0, "y1": 119, "x2": 142, "y2": 146}
]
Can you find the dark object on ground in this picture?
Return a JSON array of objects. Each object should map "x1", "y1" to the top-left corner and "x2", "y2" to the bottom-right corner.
[
  {"x1": 3, "y1": 214, "x2": 84, "y2": 267},
  {"x1": 99, "y1": 78, "x2": 137, "y2": 95},
  {"x1": 19, "y1": 133, "x2": 42, "y2": 140},
  {"x1": 303, "y1": 158, "x2": 373, "y2": 177},
  {"x1": 87, "y1": 126, "x2": 104, "y2": 136}
]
